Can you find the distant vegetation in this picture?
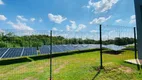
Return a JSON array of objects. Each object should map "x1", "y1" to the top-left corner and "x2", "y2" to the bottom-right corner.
[
  {"x1": 102, "y1": 37, "x2": 134, "y2": 45},
  {"x1": 0, "y1": 32, "x2": 135, "y2": 48}
]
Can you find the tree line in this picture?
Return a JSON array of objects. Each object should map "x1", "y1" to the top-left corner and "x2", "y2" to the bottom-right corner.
[{"x1": 0, "y1": 32, "x2": 134, "y2": 48}]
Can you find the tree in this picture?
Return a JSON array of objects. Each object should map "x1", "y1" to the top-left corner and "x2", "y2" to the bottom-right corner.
[{"x1": 0, "y1": 42, "x2": 7, "y2": 48}]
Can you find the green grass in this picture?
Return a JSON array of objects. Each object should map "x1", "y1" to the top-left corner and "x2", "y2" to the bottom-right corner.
[
  {"x1": 0, "y1": 50, "x2": 142, "y2": 80},
  {"x1": 125, "y1": 45, "x2": 134, "y2": 49}
]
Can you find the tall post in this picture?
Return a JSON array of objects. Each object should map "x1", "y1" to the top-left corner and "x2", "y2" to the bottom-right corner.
[
  {"x1": 100, "y1": 24, "x2": 103, "y2": 69},
  {"x1": 134, "y1": 27, "x2": 140, "y2": 70},
  {"x1": 50, "y1": 30, "x2": 52, "y2": 80},
  {"x1": 134, "y1": 27, "x2": 137, "y2": 59}
]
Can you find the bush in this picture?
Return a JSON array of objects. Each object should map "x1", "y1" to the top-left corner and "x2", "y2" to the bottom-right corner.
[{"x1": 0, "y1": 42, "x2": 7, "y2": 48}]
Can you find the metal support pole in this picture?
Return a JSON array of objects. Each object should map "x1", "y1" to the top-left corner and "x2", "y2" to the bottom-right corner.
[
  {"x1": 50, "y1": 30, "x2": 52, "y2": 80},
  {"x1": 134, "y1": 27, "x2": 137, "y2": 59},
  {"x1": 134, "y1": 27, "x2": 140, "y2": 70},
  {"x1": 100, "y1": 25, "x2": 103, "y2": 69}
]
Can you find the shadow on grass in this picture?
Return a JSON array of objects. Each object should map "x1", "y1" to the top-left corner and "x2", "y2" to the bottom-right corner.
[
  {"x1": 122, "y1": 48, "x2": 136, "y2": 51},
  {"x1": 0, "y1": 49, "x2": 101, "y2": 65},
  {"x1": 91, "y1": 66, "x2": 102, "y2": 80},
  {"x1": 92, "y1": 71, "x2": 101, "y2": 80},
  {"x1": 30, "y1": 49, "x2": 101, "y2": 60},
  {"x1": 103, "y1": 50, "x2": 124, "y2": 55},
  {"x1": 0, "y1": 58, "x2": 31, "y2": 65}
]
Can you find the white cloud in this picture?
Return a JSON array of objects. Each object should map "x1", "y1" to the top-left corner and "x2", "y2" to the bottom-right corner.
[
  {"x1": 52, "y1": 27, "x2": 58, "y2": 31},
  {"x1": 66, "y1": 21, "x2": 77, "y2": 31},
  {"x1": 129, "y1": 15, "x2": 136, "y2": 24},
  {"x1": 0, "y1": 15, "x2": 7, "y2": 21},
  {"x1": 0, "y1": 29, "x2": 4, "y2": 33},
  {"x1": 17, "y1": 15, "x2": 28, "y2": 21},
  {"x1": 86, "y1": 0, "x2": 118, "y2": 13},
  {"x1": 109, "y1": 30, "x2": 115, "y2": 35},
  {"x1": 76, "y1": 24, "x2": 86, "y2": 31},
  {"x1": 66, "y1": 25, "x2": 70, "y2": 31},
  {"x1": 90, "y1": 30, "x2": 98, "y2": 33},
  {"x1": 30, "y1": 18, "x2": 35, "y2": 22},
  {"x1": 69, "y1": 20, "x2": 77, "y2": 29},
  {"x1": 7, "y1": 20, "x2": 33, "y2": 31},
  {"x1": 39, "y1": 18, "x2": 43, "y2": 22},
  {"x1": 48, "y1": 13, "x2": 67, "y2": 24},
  {"x1": 90, "y1": 16, "x2": 111, "y2": 24},
  {"x1": 115, "y1": 19, "x2": 122, "y2": 23},
  {"x1": 0, "y1": 0, "x2": 4, "y2": 5},
  {"x1": 52, "y1": 27, "x2": 63, "y2": 32},
  {"x1": 66, "y1": 20, "x2": 86, "y2": 31}
]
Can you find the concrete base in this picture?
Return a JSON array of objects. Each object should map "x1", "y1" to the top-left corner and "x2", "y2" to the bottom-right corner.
[{"x1": 125, "y1": 59, "x2": 142, "y2": 65}]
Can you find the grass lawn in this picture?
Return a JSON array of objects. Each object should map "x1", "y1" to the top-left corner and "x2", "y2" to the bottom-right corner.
[{"x1": 0, "y1": 50, "x2": 142, "y2": 80}]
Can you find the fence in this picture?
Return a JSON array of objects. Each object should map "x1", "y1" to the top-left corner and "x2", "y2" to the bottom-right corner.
[{"x1": 0, "y1": 24, "x2": 141, "y2": 80}]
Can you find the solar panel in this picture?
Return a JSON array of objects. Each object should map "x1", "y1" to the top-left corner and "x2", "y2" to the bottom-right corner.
[
  {"x1": 22, "y1": 47, "x2": 37, "y2": 56},
  {"x1": 0, "y1": 48, "x2": 9, "y2": 58},
  {"x1": 52, "y1": 45, "x2": 63, "y2": 53},
  {"x1": 2, "y1": 48, "x2": 23, "y2": 58},
  {"x1": 72, "y1": 44, "x2": 82, "y2": 50},
  {"x1": 76, "y1": 44, "x2": 87, "y2": 50},
  {"x1": 63, "y1": 45, "x2": 76, "y2": 51},
  {"x1": 56, "y1": 45, "x2": 69, "y2": 52},
  {"x1": 103, "y1": 45, "x2": 125, "y2": 51},
  {"x1": 83, "y1": 44, "x2": 100, "y2": 50},
  {"x1": 39, "y1": 46, "x2": 50, "y2": 54},
  {"x1": 82, "y1": 44, "x2": 92, "y2": 50},
  {"x1": 66, "y1": 45, "x2": 76, "y2": 51}
]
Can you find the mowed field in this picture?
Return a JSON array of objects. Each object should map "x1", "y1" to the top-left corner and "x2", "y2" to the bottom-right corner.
[{"x1": 0, "y1": 50, "x2": 142, "y2": 80}]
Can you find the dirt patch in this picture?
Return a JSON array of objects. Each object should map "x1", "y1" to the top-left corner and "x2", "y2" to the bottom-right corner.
[
  {"x1": 53, "y1": 62, "x2": 68, "y2": 74},
  {"x1": 107, "y1": 65, "x2": 133, "y2": 74},
  {"x1": 44, "y1": 61, "x2": 49, "y2": 66},
  {"x1": 118, "y1": 66, "x2": 133, "y2": 74},
  {"x1": 104, "y1": 62, "x2": 114, "y2": 66},
  {"x1": 38, "y1": 66, "x2": 44, "y2": 73},
  {"x1": 0, "y1": 74, "x2": 4, "y2": 77},
  {"x1": 24, "y1": 77, "x2": 37, "y2": 80},
  {"x1": 5, "y1": 62, "x2": 31, "y2": 75}
]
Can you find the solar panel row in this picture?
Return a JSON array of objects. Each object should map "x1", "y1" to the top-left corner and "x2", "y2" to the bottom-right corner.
[
  {"x1": 39, "y1": 46, "x2": 50, "y2": 54},
  {"x1": 39, "y1": 44, "x2": 98, "y2": 54},
  {"x1": 0, "y1": 47, "x2": 37, "y2": 59},
  {"x1": 22, "y1": 47, "x2": 37, "y2": 56},
  {"x1": 2, "y1": 48, "x2": 23, "y2": 58},
  {"x1": 0, "y1": 44, "x2": 125, "y2": 59}
]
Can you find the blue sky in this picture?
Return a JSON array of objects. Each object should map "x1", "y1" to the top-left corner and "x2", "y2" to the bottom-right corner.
[{"x1": 0, "y1": 0, "x2": 136, "y2": 37}]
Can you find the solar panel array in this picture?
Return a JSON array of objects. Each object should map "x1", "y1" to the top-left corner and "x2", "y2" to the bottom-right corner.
[
  {"x1": 39, "y1": 44, "x2": 126, "y2": 55},
  {"x1": 39, "y1": 44, "x2": 101, "y2": 54},
  {"x1": 0, "y1": 44, "x2": 125, "y2": 59},
  {"x1": 0, "y1": 47, "x2": 37, "y2": 59}
]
